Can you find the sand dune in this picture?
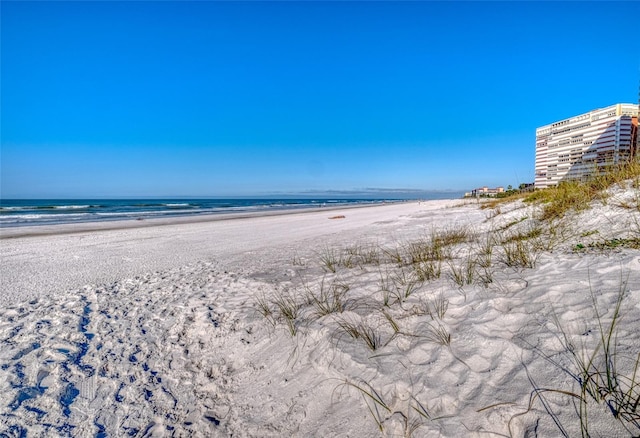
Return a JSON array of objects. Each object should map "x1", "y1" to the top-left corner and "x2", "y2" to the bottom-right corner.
[{"x1": 1, "y1": 194, "x2": 639, "y2": 436}]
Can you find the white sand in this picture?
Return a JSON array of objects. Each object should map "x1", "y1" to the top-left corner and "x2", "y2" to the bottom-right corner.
[{"x1": 1, "y1": 194, "x2": 639, "y2": 436}]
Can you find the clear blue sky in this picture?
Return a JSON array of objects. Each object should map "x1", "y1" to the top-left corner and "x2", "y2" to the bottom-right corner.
[{"x1": 2, "y1": 1, "x2": 639, "y2": 198}]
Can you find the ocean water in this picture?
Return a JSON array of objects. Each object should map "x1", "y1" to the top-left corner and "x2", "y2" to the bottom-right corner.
[{"x1": 0, "y1": 198, "x2": 408, "y2": 227}]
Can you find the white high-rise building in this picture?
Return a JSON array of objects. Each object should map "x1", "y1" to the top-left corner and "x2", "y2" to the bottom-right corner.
[{"x1": 535, "y1": 103, "x2": 639, "y2": 189}]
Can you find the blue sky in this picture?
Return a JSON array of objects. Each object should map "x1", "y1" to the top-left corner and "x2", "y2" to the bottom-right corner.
[{"x1": 2, "y1": 1, "x2": 639, "y2": 198}]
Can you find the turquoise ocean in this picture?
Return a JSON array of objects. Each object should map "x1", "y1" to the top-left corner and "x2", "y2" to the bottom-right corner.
[{"x1": 0, "y1": 194, "x2": 462, "y2": 227}]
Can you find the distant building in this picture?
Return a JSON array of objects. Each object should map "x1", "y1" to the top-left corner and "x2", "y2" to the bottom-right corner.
[
  {"x1": 535, "y1": 103, "x2": 639, "y2": 189},
  {"x1": 466, "y1": 186, "x2": 504, "y2": 198}
]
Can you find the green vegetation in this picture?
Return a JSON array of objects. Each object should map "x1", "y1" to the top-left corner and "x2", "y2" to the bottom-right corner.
[
  {"x1": 519, "y1": 279, "x2": 640, "y2": 437},
  {"x1": 574, "y1": 237, "x2": 640, "y2": 252},
  {"x1": 336, "y1": 379, "x2": 438, "y2": 436},
  {"x1": 524, "y1": 161, "x2": 640, "y2": 221},
  {"x1": 252, "y1": 162, "x2": 640, "y2": 435},
  {"x1": 336, "y1": 318, "x2": 388, "y2": 351},
  {"x1": 481, "y1": 161, "x2": 640, "y2": 216},
  {"x1": 303, "y1": 277, "x2": 352, "y2": 318}
]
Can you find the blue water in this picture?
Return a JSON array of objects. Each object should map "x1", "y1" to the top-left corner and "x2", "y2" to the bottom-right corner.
[{"x1": 0, "y1": 196, "x2": 459, "y2": 227}]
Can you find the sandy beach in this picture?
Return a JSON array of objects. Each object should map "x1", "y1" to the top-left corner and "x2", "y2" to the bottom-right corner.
[{"x1": 1, "y1": 193, "x2": 639, "y2": 436}]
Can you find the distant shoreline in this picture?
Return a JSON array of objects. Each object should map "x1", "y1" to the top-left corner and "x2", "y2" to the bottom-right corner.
[{"x1": 0, "y1": 198, "x2": 432, "y2": 239}]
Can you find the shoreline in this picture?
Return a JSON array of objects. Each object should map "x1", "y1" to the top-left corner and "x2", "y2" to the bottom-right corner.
[
  {"x1": 0, "y1": 198, "x2": 423, "y2": 239},
  {"x1": 0, "y1": 198, "x2": 466, "y2": 306}
]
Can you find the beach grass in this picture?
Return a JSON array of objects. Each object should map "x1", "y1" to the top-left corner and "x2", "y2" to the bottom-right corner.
[
  {"x1": 337, "y1": 318, "x2": 387, "y2": 351},
  {"x1": 447, "y1": 252, "x2": 476, "y2": 287},
  {"x1": 337, "y1": 380, "x2": 392, "y2": 432},
  {"x1": 499, "y1": 238, "x2": 538, "y2": 269},
  {"x1": 479, "y1": 161, "x2": 640, "y2": 218},
  {"x1": 318, "y1": 246, "x2": 342, "y2": 273},
  {"x1": 346, "y1": 243, "x2": 382, "y2": 267},
  {"x1": 524, "y1": 161, "x2": 640, "y2": 221},
  {"x1": 411, "y1": 292, "x2": 449, "y2": 320},
  {"x1": 418, "y1": 321, "x2": 451, "y2": 346},
  {"x1": 303, "y1": 277, "x2": 352, "y2": 318},
  {"x1": 336, "y1": 379, "x2": 437, "y2": 436},
  {"x1": 509, "y1": 274, "x2": 640, "y2": 437},
  {"x1": 251, "y1": 164, "x2": 640, "y2": 435},
  {"x1": 270, "y1": 289, "x2": 303, "y2": 336},
  {"x1": 563, "y1": 278, "x2": 640, "y2": 435}
]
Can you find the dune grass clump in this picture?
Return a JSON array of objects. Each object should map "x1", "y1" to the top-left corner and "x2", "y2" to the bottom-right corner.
[
  {"x1": 303, "y1": 277, "x2": 352, "y2": 318},
  {"x1": 254, "y1": 292, "x2": 277, "y2": 327},
  {"x1": 337, "y1": 318, "x2": 387, "y2": 351},
  {"x1": 447, "y1": 253, "x2": 476, "y2": 287},
  {"x1": 500, "y1": 226, "x2": 542, "y2": 245},
  {"x1": 405, "y1": 239, "x2": 440, "y2": 265},
  {"x1": 378, "y1": 268, "x2": 422, "y2": 306},
  {"x1": 526, "y1": 179, "x2": 599, "y2": 221},
  {"x1": 417, "y1": 321, "x2": 451, "y2": 346},
  {"x1": 569, "y1": 289, "x2": 640, "y2": 434},
  {"x1": 499, "y1": 239, "x2": 538, "y2": 269},
  {"x1": 412, "y1": 293, "x2": 449, "y2": 320},
  {"x1": 391, "y1": 226, "x2": 470, "y2": 268},
  {"x1": 589, "y1": 160, "x2": 640, "y2": 190},
  {"x1": 318, "y1": 244, "x2": 384, "y2": 272},
  {"x1": 479, "y1": 192, "x2": 531, "y2": 211},
  {"x1": 574, "y1": 237, "x2": 640, "y2": 252},
  {"x1": 498, "y1": 216, "x2": 529, "y2": 231},
  {"x1": 381, "y1": 309, "x2": 401, "y2": 335},
  {"x1": 522, "y1": 277, "x2": 640, "y2": 436},
  {"x1": 318, "y1": 246, "x2": 341, "y2": 273},
  {"x1": 382, "y1": 227, "x2": 472, "y2": 284},
  {"x1": 272, "y1": 290, "x2": 303, "y2": 336},
  {"x1": 381, "y1": 245, "x2": 406, "y2": 266},
  {"x1": 524, "y1": 162, "x2": 640, "y2": 222},
  {"x1": 432, "y1": 225, "x2": 473, "y2": 248},
  {"x1": 472, "y1": 235, "x2": 496, "y2": 286},
  {"x1": 389, "y1": 268, "x2": 423, "y2": 303},
  {"x1": 413, "y1": 259, "x2": 443, "y2": 282},
  {"x1": 336, "y1": 379, "x2": 435, "y2": 435},
  {"x1": 346, "y1": 243, "x2": 381, "y2": 267},
  {"x1": 255, "y1": 289, "x2": 304, "y2": 336}
]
